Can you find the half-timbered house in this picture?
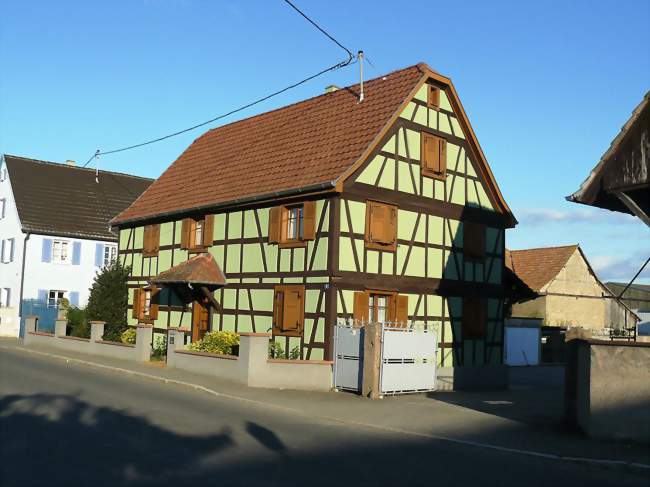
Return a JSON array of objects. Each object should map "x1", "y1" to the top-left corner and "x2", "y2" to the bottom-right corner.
[{"x1": 111, "y1": 63, "x2": 516, "y2": 382}]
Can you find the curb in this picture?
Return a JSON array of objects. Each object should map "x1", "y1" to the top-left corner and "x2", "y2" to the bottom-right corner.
[{"x1": 3, "y1": 344, "x2": 649, "y2": 474}]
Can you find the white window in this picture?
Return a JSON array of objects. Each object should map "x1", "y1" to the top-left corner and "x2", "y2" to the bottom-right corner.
[
  {"x1": 48, "y1": 290, "x2": 65, "y2": 309},
  {"x1": 0, "y1": 167, "x2": 6, "y2": 182},
  {"x1": 143, "y1": 288, "x2": 152, "y2": 317},
  {"x1": 52, "y1": 240, "x2": 70, "y2": 264},
  {"x1": 1, "y1": 238, "x2": 14, "y2": 263},
  {"x1": 103, "y1": 245, "x2": 117, "y2": 266},
  {"x1": 369, "y1": 294, "x2": 389, "y2": 323},
  {"x1": 1, "y1": 288, "x2": 10, "y2": 307},
  {"x1": 0, "y1": 198, "x2": 5, "y2": 219},
  {"x1": 286, "y1": 206, "x2": 304, "y2": 240}
]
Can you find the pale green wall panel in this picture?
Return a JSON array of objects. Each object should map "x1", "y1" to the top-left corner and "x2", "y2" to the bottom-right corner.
[
  {"x1": 339, "y1": 237, "x2": 356, "y2": 272},
  {"x1": 238, "y1": 315, "x2": 253, "y2": 331},
  {"x1": 250, "y1": 289, "x2": 274, "y2": 312},
  {"x1": 414, "y1": 84, "x2": 427, "y2": 102},
  {"x1": 382, "y1": 135, "x2": 396, "y2": 154},
  {"x1": 422, "y1": 177, "x2": 434, "y2": 198},
  {"x1": 173, "y1": 248, "x2": 188, "y2": 264},
  {"x1": 222, "y1": 314, "x2": 235, "y2": 330},
  {"x1": 414, "y1": 105, "x2": 428, "y2": 126},
  {"x1": 405, "y1": 129, "x2": 420, "y2": 160},
  {"x1": 279, "y1": 248, "x2": 291, "y2": 273},
  {"x1": 293, "y1": 247, "x2": 305, "y2": 272},
  {"x1": 243, "y1": 210, "x2": 258, "y2": 239},
  {"x1": 400, "y1": 101, "x2": 416, "y2": 120},
  {"x1": 476, "y1": 183, "x2": 494, "y2": 211},
  {"x1": 366, "y1": 250, "x2": 379, "y2": 274},
  {"x1": 209, "y1": 245, "x2": 225, "y2": 269},
  {"x1": 428, "y1": 215, "x2": 443, "y2": 245},
  {"x1": 398, "y1": 209, "x2": 418, "y2": 240},
  {"x1": 131, "y1": 254, "x2": 142, "y2": 277},
  {"x1": 228, "y1": 211, "x2": 242, "y2": 239},
  {"x1": 377, "y1": 159, "x2": 395, "y2": 190},
  {"x1": 242, "y1": 244, "x2": 264, "y2": 273},
  {"x1": 309, "y1": 237, "x2": 328, "y2": 271},
  {"x1": 447, "y1": 143, "x2": 461, "y2": 172},
  {"x1": 238, "y1": 289, "x2": 250, "y2": 311},
  {"x1": 450, "y1": 176, "x2": 465, "y2": 206},
  {"x1": 381, "y1": 252, "x2": 394, "y2": 274},
  {"x1": 440, "y1": 90, "x2": 453, "y2": 112},
  {"x1": 222, "y1": 289, "x2": 236, "y2": 309},
  {"x1": 119, "y1": 230, "x2": 130, "y2": 249},
  {"x1": 265, "y1": 244, "x2": 277, "y2": 273},
  {"x1": 405, "y1": 246, "x2": 425, "y2": 277},
  {"x1": 347, "y1": 201, "x2": 366, "y2": 234},
  {"x1": 158, "y1": 250, "x2": 172, "y2": 273},
  {"x1": 226, "y1": 245, "x2": 241, "y2": 273},
  {"x1": 396, "y1": 245, "x2": 408, "y2": 274},
  {"x1": 133, "y1": 227, "x2": 144, "y2": 249},
  {"x1": 397, "y1": 160, "x2": 414, "y2": 194},
  {"x1": 338, "y1": 290, "x2": 354, "y2": 314},
  {"x1": 159, "y1": 222, "x2": 174, "y2": 246},
  {"x1": 427, "y1": 247, "x2": 443, "y2": 278},
  {"x1": 214, "y1": 214, "x2": 226, "y2": 241},
  {"x1": 450, "y1": 117, "x2": 464, "y2": 139},
  {"x1": 439, "y1": 113, "x2": 452, "y2": 136}
]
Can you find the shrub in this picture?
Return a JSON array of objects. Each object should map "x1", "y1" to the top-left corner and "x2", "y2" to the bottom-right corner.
[
  {"x1": 151, "y1": 335, "x2": 167, "y2": 359},
  {"x1": 189, "y1": 330, "x2": 239, "y2": 355},
  {"x1": 121, "y1": 328, "x2": 136, "y2": 344},
  {"x1": 268, "y1": 341, "x2": 301, "y2": 360},
  {"x1": 67, "y1": 307, "x2": 89, "y2": 338},
  {"x1": 86, "y1": 261, "x2": 131, "y2": 342}
]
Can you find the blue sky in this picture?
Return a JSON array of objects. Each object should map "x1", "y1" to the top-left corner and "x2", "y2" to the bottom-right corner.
[{"x1": 1, "y1": 0, "x2": 648, "y2": 283}]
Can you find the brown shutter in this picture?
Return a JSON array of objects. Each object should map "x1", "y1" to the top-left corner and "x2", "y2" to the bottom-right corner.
[
  {"x1": 149, "y1": 286, "x2": 160, "y2": 320},
  {"x1": 463, "y1": 298, "x2": 485, "y2": 339},
  {"x1": 302, "y1": 201, "x2": 317, "y2": 240},
  {"x1": 273, "y1": 287, "x2": 284, "y2": 330},
  {"x1": 153, "y1": 224, "x2": 160, "y2": 253},
  {"x1": 268, "y1": 207, "x2": 281, "y2": 244},
  {"x1": 369, "y1": 203, "x2": 386, "y2": 243},
  {"x1": 465, "y1": 222, "x2": 486, "y2": 261},
  {"x1": 395, "y1": 294, "x2": 409, "y2": 327},
  {"x1": 353, "y1": 291, "x2": 370, "y2": 325},
  {"x1": 132, "y1": 288, "x2": 141, "y2": 319},
  {"x1": 180, "y1": 219, "x2": 191, "y2": 249},
  {"x1": 282, "y1": 287, "x2": 302, "y2": 332},
  {"x1": 202, "y1": 215, "x2": 214, "y2": 247},
  {"x1": 143, "y1": 226, "x2": 150, "y2": 253},
  {"x1": 438, "y1": 139, "x2": 447, "y2": 175},
  {"x1": 428, "y1": 85, "x2": 440, "y2": 108},
  {"x1": 386, "y1": 205, "x2": 397, "y2": 248},
  {"x1": 421, "y1": 133, "x2": 439, "y2": 173}
]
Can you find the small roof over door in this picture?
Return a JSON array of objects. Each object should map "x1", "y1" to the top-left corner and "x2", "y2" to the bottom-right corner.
[{"x1": 150, "y1": 252, "x2": 226, "y2": 287}]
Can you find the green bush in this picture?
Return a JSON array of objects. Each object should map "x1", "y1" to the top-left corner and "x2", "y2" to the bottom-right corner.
[
  {"x1": 67, "y1": 307, "x2": 89, "y2": 338},
  {"x1": 121, "y1": 328, "x2": 137, "y2": 344},
  {"x1": 86, "y1": 261, "x2": 131, "y2": 342},
  {"x1": 268, "y1": 341, "x2": 300, "y2": 360},
  {"x1": 189, "y1": 330, "x2": 239, "y2": 355},
  {"x1": 151, "y1": 335, "x2": 168, "y2": 359}
]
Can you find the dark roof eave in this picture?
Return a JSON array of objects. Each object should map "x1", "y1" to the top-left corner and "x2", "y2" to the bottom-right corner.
[
  {"x1": 111, "y1": 180, "x2": 338, "y2": 227},
  {"x1": 21, "y1": 226, "x2": 118, "y2": 242}
]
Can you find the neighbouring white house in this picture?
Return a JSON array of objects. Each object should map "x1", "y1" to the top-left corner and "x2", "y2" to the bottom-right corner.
[{"x1": 0, "y1": 155, "x2": 152, "y2": 337}]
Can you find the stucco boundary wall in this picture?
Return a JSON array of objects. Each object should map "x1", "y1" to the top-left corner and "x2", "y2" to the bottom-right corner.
[
  {"x1": 565, "y1": 339, "x2": 650, "y2": 444},
  {"x1": 22, "y1": 315, "x2": 152, "y2": 362},
  {"x1": 167, "y1": 329, "x2": 333, "y2": 391}
]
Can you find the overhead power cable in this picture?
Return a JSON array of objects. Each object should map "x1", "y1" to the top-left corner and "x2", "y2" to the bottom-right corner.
[{"x1": 82, "y1": 0, "x2": 354, "y2": 168}]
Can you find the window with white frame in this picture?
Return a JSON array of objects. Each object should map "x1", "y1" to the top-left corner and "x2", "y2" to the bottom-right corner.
[
  {"x1": 0, "y1": 167, "x2": 6, "y2": 182},
  {"x1": 48, "y1": 290, "x2": 65, "y2": 308},
  {"x1": 103, "y1": 245, "x2": 117, "y2": 266},
  {"x1": 0, "y1": 198, "x2": 6, "y2": 219},
  {"x1": 52, "y1": 240, "x2": 70, "y2": 264},
  {"x1": 1, "y1": 288, "x2": 10, "y2": 307},
  {"x1": 1, "y1": 238, "x2": 14, "y2": 263}
]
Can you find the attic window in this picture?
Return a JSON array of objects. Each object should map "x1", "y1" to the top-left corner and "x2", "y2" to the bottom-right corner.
[
  {"x1": 427, "y1": 85, "x2": 440, "y2": 109},
  {"x1": 421, "y1": 132, "x2": 447, "y2": 180}
]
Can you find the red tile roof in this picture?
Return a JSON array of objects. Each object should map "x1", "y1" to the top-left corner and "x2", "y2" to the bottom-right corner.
[
  {"x1": 505, "y1": 245, "x2": 579, "y2": 292},
  {"x1": 151, "y1": 252, "x2": 226, "y2": 286},
  {"x1": 113, "y1": 64, "x2": 428, "y2": 224}
]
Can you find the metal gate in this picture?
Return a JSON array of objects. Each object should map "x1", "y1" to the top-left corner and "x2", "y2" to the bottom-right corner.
[
  {"x1": 380, "y1": 324, "x2": 437, "y2": 394},
  {"x1": 333, "y1": 323, "x2": 438, "y2": 394},
  {"x1": 333, "y1": 324, "x2": 364, "y2": 392}
]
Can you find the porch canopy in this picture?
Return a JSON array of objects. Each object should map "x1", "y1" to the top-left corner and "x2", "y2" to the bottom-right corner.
[{"x1": 150, "y1": 252, "x2": 226, "y2": 309}]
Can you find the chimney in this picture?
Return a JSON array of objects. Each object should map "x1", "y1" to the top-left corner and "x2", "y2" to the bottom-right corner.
[
  {"x1": 65, "y1": 160, "x2": 76, "y2": 166},
  {"x1": 325, "y1": 85, "x2": 340, "y2": 93}
]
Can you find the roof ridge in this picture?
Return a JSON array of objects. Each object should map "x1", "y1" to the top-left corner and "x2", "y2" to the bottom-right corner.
[
  {"x1": 508, "y1": 244, "x2": 579, "y2": 253},
  {"x1": 195, "y1": 63, "x2": 429, "y2": 140},
  {"x1": 2, "y1": 154, "x2": 154, "y2": 181}
]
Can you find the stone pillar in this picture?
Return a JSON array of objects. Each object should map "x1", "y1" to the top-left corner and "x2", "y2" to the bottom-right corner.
[
  {"x1": 90, "y1": 321, "x2": 105, "y2": 342},
  {"x1": 166, "y1": 327, "x2": 187, "y2": 367},
  {"x1": 362, "y1": 322, "x2": 383, "y2": 399},
  {"x1": 135, "y1": 323, "x2": 153, "y2": 362},
  {"x1": 239, "y1": 333, "x2": 271, "y2": 386},
  {"x1": 22, "y1": 316, "x2": 38, "y2": 344},
  {"x1": 54, "y1": 318, "x2": 67, "y2": 338}
]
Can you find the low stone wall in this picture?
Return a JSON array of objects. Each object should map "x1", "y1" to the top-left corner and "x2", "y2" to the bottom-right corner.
[
  {"x1": 565, "y1": 339, "x2": 650, "y2": 444},
  {"x1": 167, "y1": 329, "x2": 333, "y2": 391},
  {"x1": 22, "y1": 315, "x2": 152, "y2": 362}
]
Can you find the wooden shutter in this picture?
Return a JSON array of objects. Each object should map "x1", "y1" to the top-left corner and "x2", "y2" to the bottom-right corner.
[
  {"x1": 302, "y1": 201, "x2": 317, "y2": 240},
  {"x1": 365, "y1": 201, "x2": 397, "y2": 251},
  {"x1": 149, "y1": 286, "x2": 160, "y2": 320},
  {"x1": 465, "y1": 222, "x2": 486, "y2": 261},
  {"x1": 273, "y1": 288, "x2": 284, "y2": 330},
  {"x1": 143, "y1": 226, "x2": 151, "y2": 253},
  {"x1": 144, "y1": 224, "x2": 160, "y2": 255},
  {"x1": 282, "y1": 287, "x2": 303, "y2": 332},
  {"x1": 422, "y1": 132, "x2": 439, "y2": 173},
  {"x1": 395, "y1": 294, "x2": 409, "y2": 327},
  {"x1": 438, "y1": 139, "x2": 447, "y2": 175},
  {"x1": 353, "y1": 291, "x2": 370, "y2": 325},
  {"x1": 202, "y1": 215, "x2": 214, "y2": 247},
  {"x1": 463, "y1": 297, "x2": 486, "y2": 339},
  {"x1": 428, "y1": 85, "x2": 440, "y2": 108},
  {"x1": 180, "y1": 219, "x2": 191, "y2": 249},
  {"x1": 132, "y1": 288, "x2": 142, "y2": 319},
  {"x1": 268, "y1": 207, "x2": 281, "y2": 244},
  {"x1": 386, "y1": 205, "x2": 397, "y2": 248}
]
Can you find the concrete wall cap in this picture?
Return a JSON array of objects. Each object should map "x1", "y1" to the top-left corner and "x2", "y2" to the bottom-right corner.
[
  {"x1": 238, "y1": 332, "x2": 271, "y2": 337},
  {"x1": 136, "y1": 323, "x2": 154, "y2": 328},
  {"x1": 89, "y1": 321, "x2": 106, "y2": 325}
]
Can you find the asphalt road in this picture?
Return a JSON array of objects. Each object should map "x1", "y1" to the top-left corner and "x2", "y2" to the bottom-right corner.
[{"x1": 0, "y1": 347, "x2": 648, "y2": 487}]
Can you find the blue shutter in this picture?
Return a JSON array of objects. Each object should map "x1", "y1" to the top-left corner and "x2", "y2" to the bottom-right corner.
[
  {"x1": 95, "y1": 243, "x2": 104, "y2": 267},
  {"x1": 41, "y1": 239, "x2": 52, "y2": 263},
  {"x1": 72, "y1": 241, "x2": 81, "y2": 265},
  {"x1": 69, "y1": 291, "x2": 80, "y2": 308},
  {"x1": 38, "y1": 289, "x2": 48, "y2": 305}
]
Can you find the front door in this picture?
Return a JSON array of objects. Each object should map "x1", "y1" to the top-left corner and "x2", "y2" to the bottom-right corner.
[{"x1": 192, "y1": 298, "x2": 210, "y2": 342}]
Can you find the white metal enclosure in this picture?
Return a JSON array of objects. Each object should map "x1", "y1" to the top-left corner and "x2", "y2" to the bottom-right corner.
[
  {"x1": 333, "y1": 323, "x2": 438, "y2": 395},
  {"x1": 380, "y1": 325, "x2": 437, "y2": 394},
  {"x1": 333, "y1": 324, "x2": 364, "y2": 392},
  {"x1": 504, "y1": 326, "x2": 541, "y2": 366}
]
